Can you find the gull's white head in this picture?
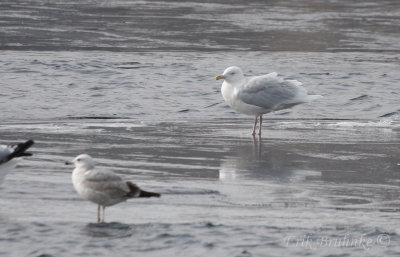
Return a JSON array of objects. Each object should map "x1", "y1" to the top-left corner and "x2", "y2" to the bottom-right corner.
[
  {"x1": 66, "y1": 154, "x2": 95, "y2": 170},
  {"x1": 216, "y1": 66, "x2": 245, "y2": 83}
]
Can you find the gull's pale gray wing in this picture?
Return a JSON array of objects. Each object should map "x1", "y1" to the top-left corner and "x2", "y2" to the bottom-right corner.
[
  {"x1": 83, "y1": 169, "x2": 130, "y2": 198},
  {"x1": 238, "y1": 73, "x2": 308, "y2": 110}
]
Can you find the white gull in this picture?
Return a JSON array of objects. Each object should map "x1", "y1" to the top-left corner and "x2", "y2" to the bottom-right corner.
[{"x1": 216, "y1": 66, "x2": 322, "y2": 135}]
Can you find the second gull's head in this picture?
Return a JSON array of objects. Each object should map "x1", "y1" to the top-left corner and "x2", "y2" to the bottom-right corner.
[{"x1": 65, "y1": 154, "x2": 95, "y2": 170}]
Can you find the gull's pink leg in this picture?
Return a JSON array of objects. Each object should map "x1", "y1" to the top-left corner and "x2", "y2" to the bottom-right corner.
[
  {"x1": 97, "y1": 205, "x2": 101, "y2": 223},
  {"x1": 102, "y1": 206, "x2": 106, "y2": 223},
  {"x1": 258, "y1": 116, "x2": 263, "y2": 136},
  {"x1": 252, "y1": 117, "x2": 258, "y2": 135}
]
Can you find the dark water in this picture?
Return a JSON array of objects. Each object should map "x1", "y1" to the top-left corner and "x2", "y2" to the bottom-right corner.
[
  {"x1": 0, "y1": 1, "x2": 400, "y2": 256},
  {"x1": 0, "y1": 0, "x2": 399, "y2": 52}
]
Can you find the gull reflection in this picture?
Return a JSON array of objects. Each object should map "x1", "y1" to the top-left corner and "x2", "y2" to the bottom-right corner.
[{"x1": 219, "y1": 136, "x2": 321, "y2": 181}]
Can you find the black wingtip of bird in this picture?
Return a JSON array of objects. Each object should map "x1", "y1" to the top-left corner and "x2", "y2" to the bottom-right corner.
[
  {"x1": 139, "y1": 190, "x2": 161, "y2": 198},
  {"x1": 14, "y1": 140, "x2": 35, "y2": 157},
  {"x1": 7, "y1": 139, "x2": 35, "y2": 161},
  {"x1": 126, "y1": 181, "x2": 161, "y2": 198}
]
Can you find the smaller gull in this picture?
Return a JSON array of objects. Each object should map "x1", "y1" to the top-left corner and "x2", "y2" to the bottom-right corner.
[
  {"x1": 216, "y1": 66, "x2": 322, "y2": 135},
  {"x1": 66, "y1": 154, "x2": 160, "y2": 223},
  {"x1": 0, "y1": 140, "x2": 34, "y2": 184}
]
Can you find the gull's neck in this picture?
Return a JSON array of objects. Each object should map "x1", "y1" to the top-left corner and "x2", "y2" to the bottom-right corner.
[
  {"x1": 73, "y1": 163, "x2": 95, "y2": 174},
  {"x1": 229, "y1": 76, "x2": 247, "y2": 88}
]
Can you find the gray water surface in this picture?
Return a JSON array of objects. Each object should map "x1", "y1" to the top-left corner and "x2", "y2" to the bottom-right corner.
[
  {"x1": 0, "y1": 119, "x2": 399, "y2": 257},
  {"x1": 1, "y1": 50, "x2": 399, "y2": 121}
]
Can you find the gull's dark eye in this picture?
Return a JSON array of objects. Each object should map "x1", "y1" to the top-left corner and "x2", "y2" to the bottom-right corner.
[
  {"x1": 77, "y1": 158, "x2": 81, "y2": 162},
  {"x1": 231, "y1": 72, "x2": 235, "y2": 75}
]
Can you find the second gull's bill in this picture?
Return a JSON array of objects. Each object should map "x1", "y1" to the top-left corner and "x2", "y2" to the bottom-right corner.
[
  {"x1": 66, "y1": 154, "x2": 160, "y2": 223},
  {"x1": 216, "y1": 66, "x2": 322, "y2": 136}
]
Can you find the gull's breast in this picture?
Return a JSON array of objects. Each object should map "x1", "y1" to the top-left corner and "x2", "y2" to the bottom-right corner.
[
  {"x1": 232, "y1": 98, "x2": 269, "y2": 116},
  {"x1": 221, "y1": 82, "x2": 269, "y2": 116}
]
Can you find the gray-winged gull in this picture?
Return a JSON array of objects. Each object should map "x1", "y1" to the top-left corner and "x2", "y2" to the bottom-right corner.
[{"x1": 66, "y1": 154, "x2": 160, "y2": 223}]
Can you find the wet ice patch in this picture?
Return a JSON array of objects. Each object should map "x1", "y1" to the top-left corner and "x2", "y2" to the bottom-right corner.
[
  {"x1": 297, "y1": 152, "x2": 386, "y2": 161},
  {"x1": 327, "y1": 118, "x2": 400, "y2": 129},
  {"x1": 0, "y1": 123, "x2": 103, "y2": 134},
  {"x1": 163, "y1": 187, "x2": 220, "y2": 196}
]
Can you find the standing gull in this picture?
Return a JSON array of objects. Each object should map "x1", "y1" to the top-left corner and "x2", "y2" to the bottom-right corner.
[
  {"x1": 216, "y1": 66, "x2": 321, "y2": 135},
  {"x1": 66, "y1": 154, "x2": 160, "y2": 223},
  {"x1": 0, "y1": 140, "x2": 34, "y2": 184}
]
